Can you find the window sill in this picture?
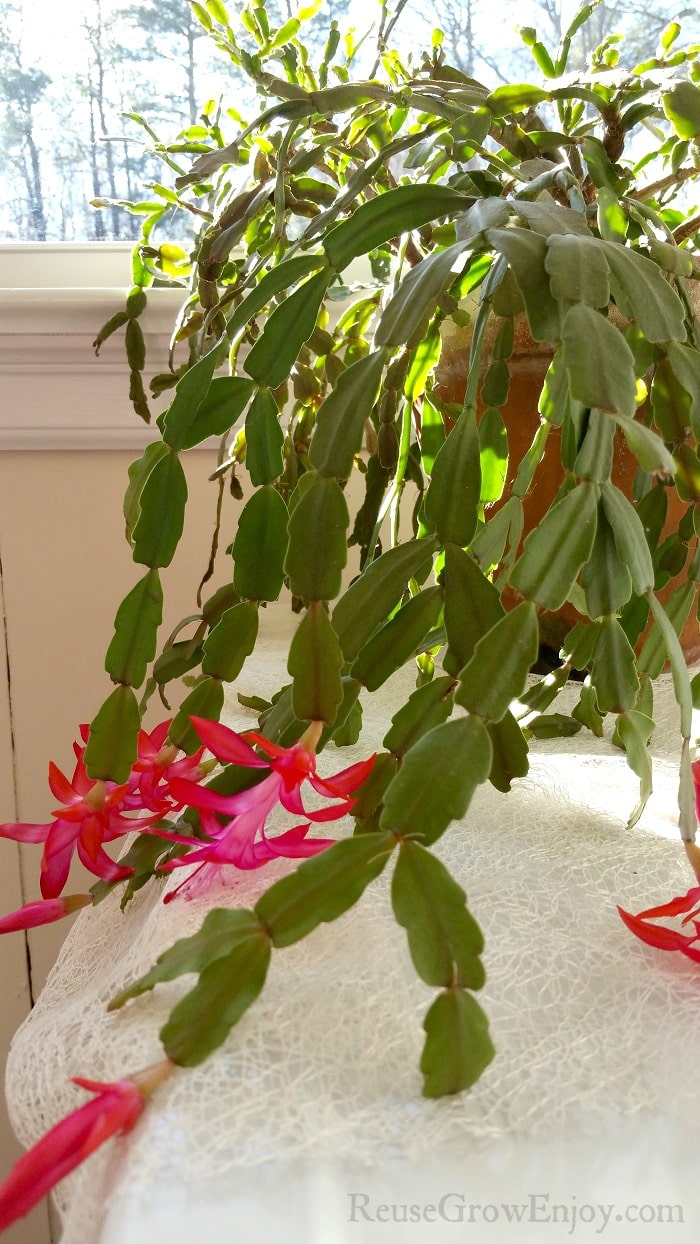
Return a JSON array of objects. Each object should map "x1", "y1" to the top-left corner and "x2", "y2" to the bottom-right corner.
[{"x1": 0, "y1": 247, "x2": 186, "y2": 450}]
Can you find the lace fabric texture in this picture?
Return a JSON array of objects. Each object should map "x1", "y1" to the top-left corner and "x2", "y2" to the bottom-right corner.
[{"x1": 6, "y1": 624, "x2": 700, "y2": 1243}]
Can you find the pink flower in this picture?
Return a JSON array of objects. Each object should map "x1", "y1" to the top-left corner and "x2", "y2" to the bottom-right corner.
[
  {"x1": 617, "y1": 884, "x2": 700, "y2": 964},
  {"x1": 692, "y1": 758, "x2": 700, "y2": 823},
  {"x1": 0, "y1": 895, "x2": 92, "y2": 936},
  {"x1": 0, "y1": 722, "x2": 189, "y2": 898},
  {"x1": 158, "y1": 717, "x2": 376, "y2": 897},
  {"x1": 0, "y1": 1061, "x2": 173, "y2": 1232},
  {"x1": 123, "y1": 720, "x2": 206, "y2": 814}
]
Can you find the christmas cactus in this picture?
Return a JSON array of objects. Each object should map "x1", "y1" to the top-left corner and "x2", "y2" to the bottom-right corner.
[{"x1": 2, "y1": 0, "x2": 700, "y2": 1228}]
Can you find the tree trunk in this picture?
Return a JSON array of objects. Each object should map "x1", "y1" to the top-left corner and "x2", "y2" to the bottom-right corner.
[
  {"x1": 187, "y1": 26, "x2": 197, "y2": 125},
  {"x1": 24, "y1": 131, "x2": 47, "y2": 240},
  {"x1": 88, "y1": 90, "x2": 106, "y2": 240}
]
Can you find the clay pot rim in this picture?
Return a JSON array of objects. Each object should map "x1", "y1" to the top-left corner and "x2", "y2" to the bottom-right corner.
[{"x1": 440, "y1": 277, "x2": 700, "y2": 363}]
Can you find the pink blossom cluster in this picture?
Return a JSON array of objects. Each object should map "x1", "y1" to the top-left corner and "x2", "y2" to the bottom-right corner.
[
  {"x1": 0, "y1": 715, "x2": 373, "y2": 1231},
  {"x1": 0, "y1": 716, "x2": 372, "y2": 928}
]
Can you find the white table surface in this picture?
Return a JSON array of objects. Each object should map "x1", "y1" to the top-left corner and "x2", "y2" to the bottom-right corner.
[{"x1": 7, "y1": 622, "x2": 700, "y2": 1244}]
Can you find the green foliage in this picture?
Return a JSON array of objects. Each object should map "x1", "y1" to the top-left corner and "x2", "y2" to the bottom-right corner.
[
  {"x1": 84, "y1": 685, "x2": 141, "y2": 783},
  {"x1": 309, "y1": 350, "x2": 386, "y2": 480},
  {"x1": 443, "y1": 544, "x2": 504, "y2": 676},
  {"x1": 351, "y1": 587, "x2": 444, "y2": 691},
  {"x1": 420, "y1": 990, "x2": 495, "y2": 1098},
  {"x1": 70, "y1": 0, "x2": 700, "y2": 1107},
  {"x1": 509, "y1": 482, "x2": 598, "y2": 611},
  {"x1": 456, "y1": 602, "x2": 539, "y2": 723},
  {"x1": 288, "y1": 602, "x2": 344, "y2": 725},
  {"x1": 488, "y1": 228, "x2": 560, "y2": 341},
  {"x1": 582, "y1": 502, "x2": 633, "y2": 617},
  {"x1": 132, "y1": 450, "x2": 188, "y2": 569},
  {"x1": 245, "y1": 389, "x2": 285, "y2": 485},
  {"x1": 383, "y1": 676, "x2": 455, "y2": 757},
  {"x1": 380, "y1": 717, "x2": 492, "y2": 846},
  {"x1": 233, "y1": 486, "x2": 289, "y2": 601},
  {"x1": 109, "y1": 909, "x2": 264, "y2": 1010},
  {"x1": 424, "y1": 407, "x2": 481, "y2": 546},
  {"x1": 255, "y1": 832, "x2": 397, "y2": 948},
  {"x1": 487, "y1": 711, "x2": 530, "y2": 792},
  {"x1": 561, "y1": 305, "x2": 636, "y2": 417},
  {"x1": 324, "y1": 185, "x2": 470, "y2": 271},
  {"x1": 392, "y1": 842, "x2": 486, "y2": 989},
  {"x1": 169, "y1": 677, "x2": 225, "y2": 753},
  {"x1": 244, "y1": 270, "x2": 332, "y2": 388},
  {"x1": 285, "y1": 474, "x2": 349, "y2": 601},
  {"x1": 332, "y1": 538, "x2": 438, "y2": 661},
  {"x1": 166, "y1": 377, "x2": 255, "y2": 451},
  {"x1": 590, "y1": 616, "x2": 640, "y2": 714},
  {"x1": 201, "y1": 602, "x2": 259, "y2": 681},
  {"x1": 162, "y1": 922, "x2": 272, "y2": 1066},
  {"x1": 105, "y1": 570, "x2": 163, "y2": 688}
]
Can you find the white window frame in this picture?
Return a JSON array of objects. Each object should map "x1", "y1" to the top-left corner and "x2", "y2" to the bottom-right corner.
[{"x1": 0, "y1": 241, "x2": 184, "y2": 450}]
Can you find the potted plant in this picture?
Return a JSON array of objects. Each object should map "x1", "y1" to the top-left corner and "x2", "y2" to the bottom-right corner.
[{"x1": 1, "y1": 0, "x2": 700, "y2": 1230}]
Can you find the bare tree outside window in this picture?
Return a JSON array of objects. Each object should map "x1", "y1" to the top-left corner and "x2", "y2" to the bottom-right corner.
[{"x1": 0, "y1": 0, "x2": 699, "y2": 242}]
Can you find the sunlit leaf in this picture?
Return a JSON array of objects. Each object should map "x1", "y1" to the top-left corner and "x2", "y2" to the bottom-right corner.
[{"x1": 509, "y1": 481, "x2": 598, "y2": 611}]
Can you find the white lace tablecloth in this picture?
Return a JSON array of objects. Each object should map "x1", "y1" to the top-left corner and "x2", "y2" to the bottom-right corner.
[{"x1": 6, "y1": 614, "x2": 700, "y2": 1242}]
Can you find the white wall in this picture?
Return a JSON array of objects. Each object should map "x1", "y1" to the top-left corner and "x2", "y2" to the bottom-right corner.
[{"x1": 0, "y1": 276, "x2": 225, "y2": 1242}]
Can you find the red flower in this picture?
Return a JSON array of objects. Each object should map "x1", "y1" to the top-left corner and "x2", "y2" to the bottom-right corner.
[
  {"x1": 692, "y1": 757, "x2": 700, "y2": 823},
  {"x1": 0, "y1": 895, "x2": 91, "y2": 936},
  {"x1": 617, "y1": 884, "x2": 700, "y2": 964},
  {"x1": 157, "y1": 717, "x2": 375, "y2": 897},
  {"x1": 0, "y1": 722, "x2": 195, "y2": 898},
  {"x1": 123, "y1": 720, "x2": 206, "y2": 814},
  {"x1": 0, "y1": 1061, "x2": 173, "y2": 1232}
]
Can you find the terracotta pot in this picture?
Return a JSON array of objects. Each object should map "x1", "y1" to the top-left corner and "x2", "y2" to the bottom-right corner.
[{"x1": 435, "y1": 310, "x2": 700, "y2": 665}]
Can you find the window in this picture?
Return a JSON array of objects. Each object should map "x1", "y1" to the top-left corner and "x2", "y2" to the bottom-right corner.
[
  {"x1": 2, "y1": 0, "x2": 699, "y2": 249},
  {"x1": 0, "y1": 0, "x2": 232, "y2": 243}
]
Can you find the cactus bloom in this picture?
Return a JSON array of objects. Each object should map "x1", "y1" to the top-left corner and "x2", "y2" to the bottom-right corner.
[{"x1": 0, "y1": 1061, "x2": 173, "y2": 1232}]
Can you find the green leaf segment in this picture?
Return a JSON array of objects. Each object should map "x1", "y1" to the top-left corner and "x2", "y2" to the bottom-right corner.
[{"x1": 76, "y1": 4, "x2": 700, "y2": 1118}]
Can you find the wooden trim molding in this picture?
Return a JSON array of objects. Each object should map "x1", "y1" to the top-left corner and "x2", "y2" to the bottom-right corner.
[{"x1": 0, "y1": 287, "x2": 184, "y2": 451}]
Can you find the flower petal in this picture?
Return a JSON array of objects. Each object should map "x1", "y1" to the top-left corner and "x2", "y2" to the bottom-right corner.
[
  {"x1": 0, "y1": 1080, "x2": 143, "y2": 1231},
  {"x1": 263, "y1": 824, "x2": 334, "y2": 860},
  {"x1": 240, "y1": 731, "x2": 288, "y2": 759},
  {"x1": 0, "y1": 897, "x2": 89, "y2": 936},
  {"x1": 147, "y1": 720, "x2": 172, "y2": 753},
  {"x1": 190, "y1": 717, "x2": 268, "y2": 766},
  {"x1": 617, "y1": 905, "x2": 694, "y2": 953},
  {"x1": 0, "y1": 821, "x2": 52, "y2": 845},
  {"x1": 638, "y1": 885, "x2": 700, "y2": 921},
  {"x1": 40, "y1": 821, "x2": 78, "y2": 899},
  {"x1": 279, "y1": 783, "x2": 352, "y2": 822},
  {"x1": 311, "y1": 754, "x2": 377, "y2": 798},
  {"x1": 167, "y1": 776, "x2": 248, "y2": 815},
  {"x1": 76, "y1": 839, "x2": 132, "y2": 885},
  {"x1": 47, "y1": 762, "x2": 78, "y2": 807}
]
